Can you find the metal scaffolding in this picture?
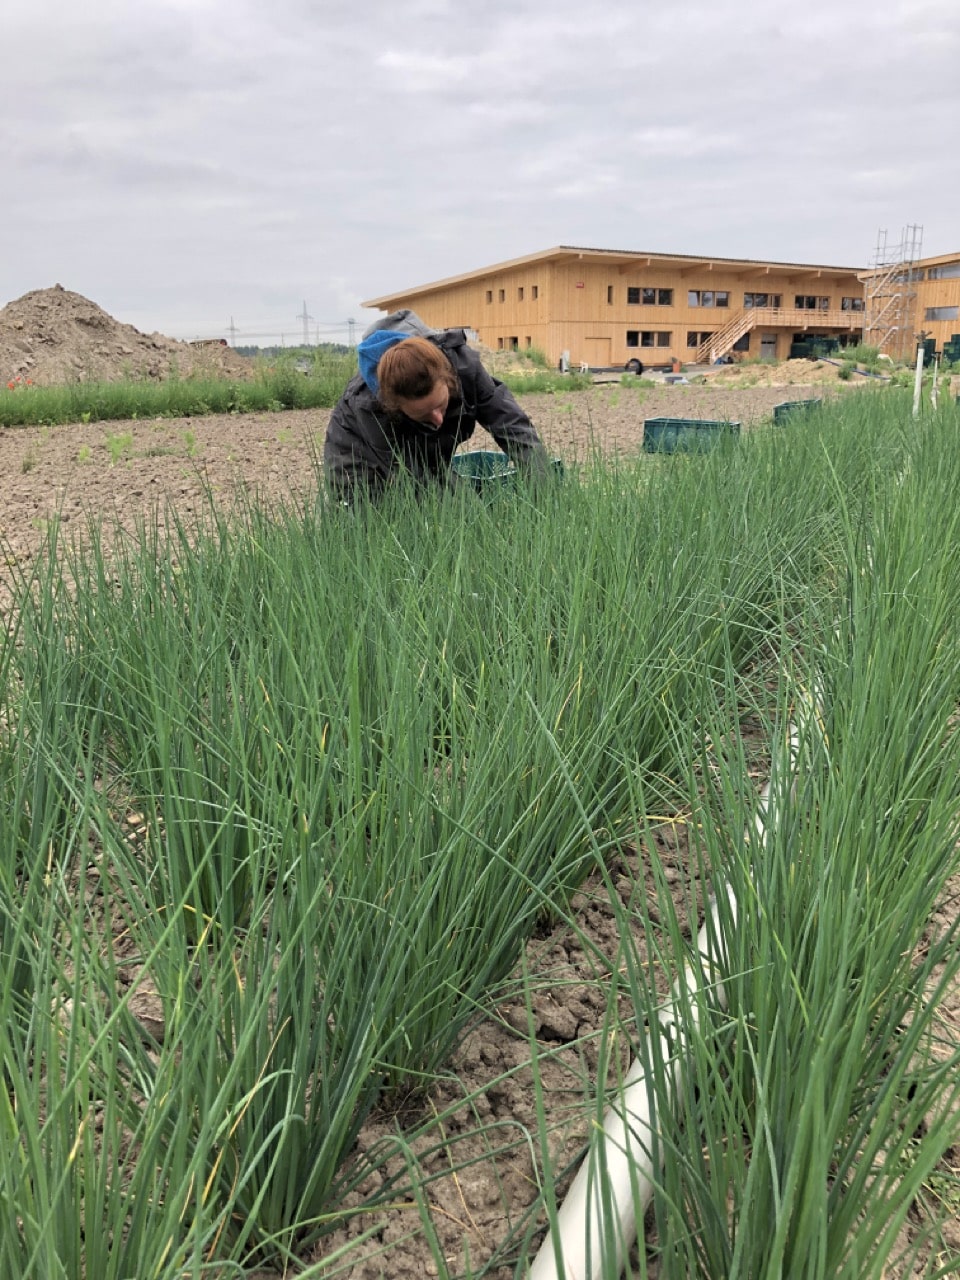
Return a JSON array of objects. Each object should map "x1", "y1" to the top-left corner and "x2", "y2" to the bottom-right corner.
[{"x1": 861, "y1": 225, "x2": 924, "y2": 360}]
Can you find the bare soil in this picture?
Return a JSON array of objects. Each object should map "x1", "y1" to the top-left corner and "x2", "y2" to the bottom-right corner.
[{"x1": 0, "y1": 380, "x2": 859, "y2": 585}]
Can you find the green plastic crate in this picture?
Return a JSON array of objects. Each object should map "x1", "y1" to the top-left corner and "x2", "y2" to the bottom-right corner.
[
  {"x1": 451, "y1": 451, "x2": 565, "y2": 494},
  {"x1": 451, "y1": 450, "x2": 516, "y2": 493},
  {"x1": 774, "y1": 398, "x2": 822, "y2": 424},
  {"x1": 642, "y1": 418, "x2": 740, "y2": 454}
]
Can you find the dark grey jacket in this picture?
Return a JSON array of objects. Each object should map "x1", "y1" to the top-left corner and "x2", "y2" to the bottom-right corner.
[{"x1": 323, "y1": 327, "x2": 548, "y2": 499}]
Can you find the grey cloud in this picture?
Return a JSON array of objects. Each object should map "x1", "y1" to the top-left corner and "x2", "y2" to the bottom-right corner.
[{"x1": 2, "y1": 0, "x2": 957, "y2": 338}]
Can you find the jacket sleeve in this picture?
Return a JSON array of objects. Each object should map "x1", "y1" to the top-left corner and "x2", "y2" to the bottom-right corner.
[
  {"x1": 470, "y1": 360, "x2": 550, "y2": 471},
  {"x1": 323, "y1": 383, "x2": 392, "y2": 501}
]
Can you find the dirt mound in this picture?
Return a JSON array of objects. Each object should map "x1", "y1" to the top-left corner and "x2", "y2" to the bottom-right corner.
[
  {"x1": 701, "y1": 357, "x2": 878, "y2": 388},
  {"x1": 0, "y1": 285, "x2": 254, "y2": 387}
]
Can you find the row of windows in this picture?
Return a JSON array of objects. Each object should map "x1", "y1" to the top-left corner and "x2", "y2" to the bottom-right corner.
[
  {"x1": 485, "y1": 285, "x2": 871, "y2": 309},
  {"x1": 626, "y1": 287, "x2": 674, "y2": 305},
  {"x1": 925, "y1": 305, "x2": 960, "y2": 321},
  {"x1": 486, "y1": 286, "x2": 540, "y2": 303},
  {"x1": 894, "y1": 264, "x2": 960, "y2": 282},
  {"x1": 626, "y1": 330, "x2": 672, "y2": 348},
  {"x1": 625, "y1": 288, "x2": 860, "y2": 309},
  {"x1": 744, "y1": 293, "x2": 781, "y2": 308}
]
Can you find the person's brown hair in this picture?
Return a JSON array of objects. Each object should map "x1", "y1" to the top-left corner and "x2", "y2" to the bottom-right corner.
[{"x1": 376, "y1": 337, "x2": 458, "y2": 411}]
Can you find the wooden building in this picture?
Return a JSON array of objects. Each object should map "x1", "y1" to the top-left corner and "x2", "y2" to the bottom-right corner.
[
  {"x1": 362, "y1": 245, "x2": 867, "y2": 370},
  {"x1": 862, "y1": 249, "x2": 960, "y2": 360}
]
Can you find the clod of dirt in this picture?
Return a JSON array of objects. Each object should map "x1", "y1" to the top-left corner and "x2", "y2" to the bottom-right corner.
[{"x1": 0, "y1": 284, "x2": 254, "y2": 386}]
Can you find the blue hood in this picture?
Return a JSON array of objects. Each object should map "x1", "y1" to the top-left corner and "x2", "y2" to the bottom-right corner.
[{"x1": 357, "y1": 330, "x2": 409, "y2": 395}]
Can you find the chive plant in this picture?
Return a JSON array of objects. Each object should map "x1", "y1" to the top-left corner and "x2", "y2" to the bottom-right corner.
[
  {"x1": 2, "y1": 389, "x2": 957, "y2": 1275},
  {"x1": 540, "y1": 405, "x2": 960, "y2": 1280}
]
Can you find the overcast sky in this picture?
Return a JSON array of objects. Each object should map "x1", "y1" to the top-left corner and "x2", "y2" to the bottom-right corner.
[{"x1": 4, "y1": 0, "x2": 958, "y2": 344}]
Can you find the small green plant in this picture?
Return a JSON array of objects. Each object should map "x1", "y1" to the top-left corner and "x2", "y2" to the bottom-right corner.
[
  {"x1": 842, "y1": 342, "x2": 882, "y2": 370},
  {"x1": 181, "y1": 428, "x2": 198, "y2": 457},
  {"x1": 21, "y1": 450, "x2": 37, "y2": 474},
  {"x1": 837, "y1": 363, "x2": 853, "y2": 380},
  {"x1": 521, "y1": 344, "x2": 551, "y2": 369},
  {"x1": 104, "y1": 431, "x2": 134, "y2": 464},
  {"x1": 77, "y1": 445, "x2": 92, "y2": 464}
]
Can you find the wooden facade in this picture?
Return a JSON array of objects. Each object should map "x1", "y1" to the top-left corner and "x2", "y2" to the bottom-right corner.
[
  {"x1": 859, "y1": 249, "x2": 960, "y2": 360},
  {"x1": 362, "y1": 245, "x2": 868, "y2": 370},
  {"x1": 910, "y1": 251, "x2": 960, "y2": 354}
]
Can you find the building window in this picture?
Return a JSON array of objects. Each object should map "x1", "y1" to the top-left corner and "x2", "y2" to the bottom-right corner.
[
  {"x1": 518, "y1": 286, "x2": 524, "y2": 301},
  {"x1": 689, "y1": 290, "x2": 722, "y2": 307},
  {"x1": 795, "y1": 295, "x2": 830, "y2": 310},
  {"x1": 841, "y1": 296, "x2": 865, "y2": 311},
  {"x1": 607, "y1": 285, "x2": 614, "y2": 304},
  {"x1": 628, "y1": 286, "x2": 673, "y2": 305},
  {"x1": 925, "y1": 305, "x2": 960, "y2": 321},
  {"x1": 687, "y1": 330, "x2": 714, "y2": 348},
  {"x1": 525, "y1": 336, "x2": 532, "y2": 347},
  {"x1": 744, "y1": 292, "x2": 782, "y2": 308},
  {"x1": 498, "y1": 289, "x2": 505, "y2": 303},
  {"x1": 715, "y1": 291, "x2": 729, "y2": 307},
  {"x1": 656, "y1": 332, "x2": 671, "y2": 347},
  {"x1": 927, "y1": 263, "x2": 960, "y2": 280},
  {"x1": 497, "y1": 338, "x2": 504, "y2": 350},
  {"x1": 532, "y1": 285, "x2": 539, "y2": 300},
  {"x1": 626, "y1": 330, "x2": 639, "y2": 347},
  {"x1": 628, "y1": 330, "x2": 671, "y2": 348},
  {"x1": 509, "y1": 336, "x2": 519, "y2": 350},
  {"x1": 732, "y1": 332, "x2": 750, "y2": 352},
  {"x1": 486, "y1": 290, "x2": 493, "y2": 304}
]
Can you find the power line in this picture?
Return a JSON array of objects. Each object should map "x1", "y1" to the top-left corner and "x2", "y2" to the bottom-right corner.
[{"x1": 177, "y1": 320, "x2": 358, "y2": 344}]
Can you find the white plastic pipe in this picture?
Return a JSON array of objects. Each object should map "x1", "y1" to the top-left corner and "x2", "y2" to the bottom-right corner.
[
  {"x1": 529, "y1": 726, "x2": 799, "y2": 1280},
  {"x1": 528, "y1": 886, "x2": 736, "y2": 1280}
]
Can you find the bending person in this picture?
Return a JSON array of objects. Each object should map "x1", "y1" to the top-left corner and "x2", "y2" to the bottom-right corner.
[{"x1": 323, "y1": 311, "x2": 550, "y2": 501}]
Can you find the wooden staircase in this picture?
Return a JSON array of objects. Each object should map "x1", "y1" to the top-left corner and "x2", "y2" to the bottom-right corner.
[
  {"x1": 694, "y1": 308, "x2": 865, "y2": 364},
  {"x1": 694, "y1": 311, "x2": 756, "y2": 364}
]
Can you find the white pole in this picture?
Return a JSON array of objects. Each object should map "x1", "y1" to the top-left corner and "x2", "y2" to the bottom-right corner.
[
  {"x1": 912, "y1": 338, "x2": 926, "y2": 420},
  {"x1": 931, "y1": 356, "x2": 940, "y2": 410}
]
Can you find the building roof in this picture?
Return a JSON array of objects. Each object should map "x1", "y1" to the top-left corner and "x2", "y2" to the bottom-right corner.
[
  {"x1": 362, "y1": 244, "x2": 867, "y2": 308},
  {"x1": 916, "y1": 249, "x2": 960, "y2": 267}
]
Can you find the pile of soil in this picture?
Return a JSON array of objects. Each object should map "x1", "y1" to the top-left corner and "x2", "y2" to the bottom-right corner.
[
  {"x1": 704, "y1": 356, "x2": 886, "y2": 388},
  {"x1": 0, "y1": 285, "x2": 254, "y2": 387}
]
